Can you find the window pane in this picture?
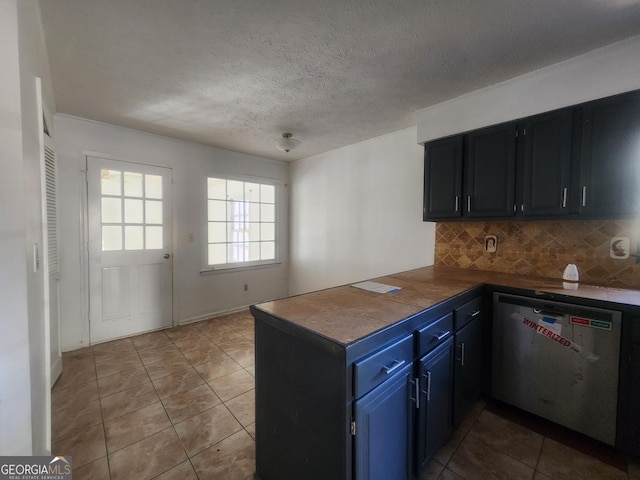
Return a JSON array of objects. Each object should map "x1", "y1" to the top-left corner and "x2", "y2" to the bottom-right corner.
[
  {"x1": 229, "y1": 222, "x2": 248, "y2": 243},
  {"x1": 101, "y1": 169, "x2": 121, "y2": 195},
  {"x1": 125, "y1": 226, "x2": 144, "y2": 250},
  {"x1": 208, "y1": 200, "x2": 227, "y2": 221},
  {"x1": 207, "y1": 177, "x2": 226, "y2": 200},
  {"x1": 248, "y1": 222, "x2": 261, "y2": 242},
  {"x1": 227, "y1": 180, "x2": 244, "y2": 201},
  {"x1": 249, "y1": 242, "x2": 261, "y2": 261},
  {"x1": 261, "y1": 222, "x2": 275, "y2": 241},
  {"x1": 247, "y1": 203, "x2": 260, "y2": 222},
  {"x1": 124, "y1": 171, "x2": 143, "y2": 197},
  {"x1": 145, "y1": 226, "x2": 163, "y2": 249},
  {"x1": 261, "y1": 241, "x2": 275, "y2": 260},
  {"x1": 208, "y1": 222, "x2": 226, "y2": 243},
  {"x1": 228, "y1": 243, "x2": 247, "y2": 263},
  {"x1": 261, "y1": 184, "x2": 275, "y2": 203},
  {"x1": 261, "y1": 203, "x2": 275, "y2": 222},
  {"x1": 208, "y1": 243, "x2": 226, "y2": 265},
  {"x1": 145, "y1": 200, "x2": 162, "y2": 224},
  {"x1": 124, "y1": 199, "x2": 143, "y2": 223},
  {"x1": 102, "y1": 197, "x2": 122, "y2": 223},
  {"x1": 245, "y1": 182, "x2": 260, "y2": 202},
  {"x1": 145, "y1": 175, "x2": 162, "y2": 199},
  {"x1": 229, "y1": 201, "x2": 247, "y2": 225},
  {"x1": 102, "y1": 226, "x2": 122, "y2": 251}
]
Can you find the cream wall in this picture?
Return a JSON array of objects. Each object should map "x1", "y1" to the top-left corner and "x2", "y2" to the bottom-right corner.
[
  {"x1": 417, "y1": 34, "x2": 640, "y2": 142},
  {"x1": 55, "y1": 115, "x2": 289, "y2": 351},
  {"x1": 289, "y1": 126, "x2": 434, "y2": 295}
]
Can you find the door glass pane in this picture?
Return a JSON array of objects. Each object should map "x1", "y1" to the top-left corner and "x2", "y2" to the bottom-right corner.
[
  {"x1": 245, "y1": 183, "x2": 260, "y2": 202},
  {"x1": 208, "y1": 243, "x2": 226, "y2": 265},
  {"x1": 145, "y1": 200, "x2": 163, "y2": 224},
  {"x1": 101, "y1": 198, "x2": 122, "y2": 223},
  {"x1": 261, "y1": 241, "x2": 275, "y2": 260},
  {"x1": 102, "y1": 226, "x2": 122, "y2": 251},
  {"x1": 261, "y1": 184, "x2": 275, "y2": 203},
  {"x1": 124, "y1": 199, "x2": 143, "y2": 223},
  {"x1": 208, "y1": 178, "x2": 226, "y2": 200},
  {"x1": 101, "y1": 169, "x2": 121, "y2": 195},
  {"x1": 145, "y1": 226, "x2": 163, "y2": 249},
  {"x1": 125, "y1": 226, "x2": 144, "y2": 250},
  {"x1": 261, "y1": 222, "x2": 275, "y2": 241},
  {"x1": 124, "y1": 172, "x2": 143, "y2": 197},
  {"x1": 261, "y1": 204, "x2": 275, "y2": 222},
  {"x1": 145, "y1": 174, "x2": 163, "y2": 199},
  {"x1": 208, "y1": 222, "x2": 226, "y2": 243},
  {"x1": 227, "y1": 180, "x2": 244, "y2": 201},
  {"x1": 208, "y1": 200, "x2": 227, "y2": 221}
]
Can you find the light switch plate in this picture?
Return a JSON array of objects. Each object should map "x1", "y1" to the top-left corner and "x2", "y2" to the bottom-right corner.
[{"x1": 610, "y1": 237, "x2": 630, "y2": 259}]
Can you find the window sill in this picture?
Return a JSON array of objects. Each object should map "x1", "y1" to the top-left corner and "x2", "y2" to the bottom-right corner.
[{"x1": 200, "y1": 261, "x2": 282, "y2": 275}]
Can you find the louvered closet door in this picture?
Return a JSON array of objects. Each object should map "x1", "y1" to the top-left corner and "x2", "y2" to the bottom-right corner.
[{"x1": 45, "y1": 142, "x2": 62, "y2": 385}]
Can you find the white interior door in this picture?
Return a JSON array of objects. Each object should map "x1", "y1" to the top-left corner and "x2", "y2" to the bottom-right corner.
[{"x1": 87, "y1": 157, "x2": 173, "y2": 344}]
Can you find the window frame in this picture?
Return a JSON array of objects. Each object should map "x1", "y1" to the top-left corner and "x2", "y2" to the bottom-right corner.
[{"x1": 203, "y1": 174, "x2": 280, "y2": 272}]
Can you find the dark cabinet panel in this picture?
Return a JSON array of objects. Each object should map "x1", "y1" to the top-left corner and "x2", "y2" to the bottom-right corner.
[
  {"x1": 416, "y1": 338, "x2": 454, "y2": 471},
  {"x1": 465, "y1": 124, "x2": 516, "y2": 218},
  {"x1": 580, "y1": 91, "x2": 640, "y2": 216},
  {"x1": 617, "y1": 313, "x2": 640, "y2": 457},
  {"x1": 522, "y1": 109, "x2": 573, "y2": 216},
  {"x1": 453, "y1": 314, "x2": 484, "y2": 426},
  {"x1": 354, "y1": 363, "x2": 413, "y2": 480},
  {"x1": 423, "y1": 136, "x2": 463, "y2": 219}
]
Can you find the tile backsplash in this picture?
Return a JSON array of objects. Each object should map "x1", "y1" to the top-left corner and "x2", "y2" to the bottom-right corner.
[{"x1": 435, "y1": 220, "x2": 640, "y2": 288}]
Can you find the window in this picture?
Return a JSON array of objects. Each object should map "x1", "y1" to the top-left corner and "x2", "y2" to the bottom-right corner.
[
  {"x1": 207, "y1": 177, "x2": 277, "y2": 268},
  {"x1": 100, "y1": 169, "x2": 164, "y2": 251}
]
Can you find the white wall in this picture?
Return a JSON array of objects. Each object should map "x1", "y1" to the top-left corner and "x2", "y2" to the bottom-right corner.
[
  {"x1": 417, "y1": 34, "x2": 640, "y2": 142},
  {"x1": 289, "y1": 126, "x2": 434, "y2": 295},
  {"x1": 0, "y1": 0, "x2": 55, "y2": 455},
  {"x1": 56, "y1": 115, "x2": 289, "y2": 351}
]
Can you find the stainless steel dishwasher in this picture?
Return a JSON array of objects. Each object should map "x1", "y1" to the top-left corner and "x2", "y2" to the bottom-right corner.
[{"x1": 492, "y1": 292, "x2": 622, "y2": 445}]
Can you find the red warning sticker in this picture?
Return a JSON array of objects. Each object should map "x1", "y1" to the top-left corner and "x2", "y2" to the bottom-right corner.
[{"x1": 570, "y1": 316, "x2": 590, "y2": 326}]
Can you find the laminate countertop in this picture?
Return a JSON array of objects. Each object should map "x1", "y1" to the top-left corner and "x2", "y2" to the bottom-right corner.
[{"x1": 252, "y1": 266, "x2": 640, "y2": 345}]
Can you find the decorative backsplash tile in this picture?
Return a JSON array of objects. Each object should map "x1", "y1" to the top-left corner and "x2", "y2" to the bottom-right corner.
[{"x1": 435, "y1": 220, "x2": 640, "y2": 288}]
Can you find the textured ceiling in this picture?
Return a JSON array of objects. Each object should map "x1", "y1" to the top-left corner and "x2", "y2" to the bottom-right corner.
[{"x1": 39, "y1": 0, "x2": 640, "y2": 161}]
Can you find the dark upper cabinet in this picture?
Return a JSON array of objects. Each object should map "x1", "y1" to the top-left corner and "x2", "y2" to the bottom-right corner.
[
  {"x1": 522, "y1": 108, "x2": 574, "y2": 216},
  {"x1": 465, "y1": 123, "x2": 517, "y2": 218},
  {"x1": 423, "y1": 136, "x2": 463, "y2": 219},
  {"x1": 580, "y1": 91, "x2": 640, "y2": 217}
]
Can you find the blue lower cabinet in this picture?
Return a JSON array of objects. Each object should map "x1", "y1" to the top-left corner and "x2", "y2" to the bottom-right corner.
[
  {"x1": 354, "y1": 363, "x2": 414, "y2": 480},
  {"x1": 416, "y1": 337, "x2": 454, "y2": 471}
]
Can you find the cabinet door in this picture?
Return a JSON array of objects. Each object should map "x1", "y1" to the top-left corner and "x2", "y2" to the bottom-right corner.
[
  {"x1": 416, "y1": 338, "x2": 454, "y2": 472},
  {"x1": 580, "y1": 91, "x2": 640, "y2": 216},
  {"x1": 465, "y1": 123, "x2": 516, "y2": 217},
  {"x1": 423, "y1": 136, "x2": 463, "y2": 219},
  {"x1": 453, "y1": 316, "x2": 483, "y2": 426},
  {"x1": 354, "y1": 363, "x2": 413, "y2": 480},
  {"x1": 522, "y1": 109, "x2": 573, "y2": 216}
]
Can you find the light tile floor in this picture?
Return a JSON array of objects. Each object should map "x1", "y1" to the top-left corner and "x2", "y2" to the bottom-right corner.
[{"x1": 52, "y1": 309, "x2": 639, "y2": 480}]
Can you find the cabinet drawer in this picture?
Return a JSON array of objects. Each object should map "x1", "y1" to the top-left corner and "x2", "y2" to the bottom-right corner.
[
  {"x1": 454, "y1": 297, "x2": 482, "y2": 330},
  {"x1": 353, "y1": 334, "x2": 413, "y2": 399},
  {"x1": 416, "y1": 312, "x2": 453, "y2": 356}
]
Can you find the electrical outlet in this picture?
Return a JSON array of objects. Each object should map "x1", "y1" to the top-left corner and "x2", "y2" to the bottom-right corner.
[
  {"x1": 187, "y1": 233, "x2": 195, "y2": 243},
  {"x1": 484, "y1": 235, "x2": 497, "y2": 253},
  {"x1": 244, "y1": 284, "x2": 248, "y2": 291}
]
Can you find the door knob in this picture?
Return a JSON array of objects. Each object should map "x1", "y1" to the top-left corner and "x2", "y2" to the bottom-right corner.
[{"x1": 164, "y1": 253, "x2": 171, "y2": 259}]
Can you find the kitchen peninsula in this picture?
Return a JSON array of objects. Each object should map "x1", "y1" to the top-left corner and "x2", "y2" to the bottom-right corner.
[{"x1": 250, "y1": 266, "x2": 640, "y2": 480}]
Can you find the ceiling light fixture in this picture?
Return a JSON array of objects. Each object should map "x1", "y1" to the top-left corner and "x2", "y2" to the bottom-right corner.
[{"x1": 275, "y1": 133, "x2": 300, "y2": 153}]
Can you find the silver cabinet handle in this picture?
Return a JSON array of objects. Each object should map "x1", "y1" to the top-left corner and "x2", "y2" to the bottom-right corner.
[
  {"x1": 455, "y1": 195, "x2": 459, "y2": 212},
  {"x1": 434, "y1": 330, "x2": 451, "y2": 341},
  {"x1": 562, "y1": 187, "x2": 568, "y2": 208},
  {"x1": 468, "y1": 310, "x2": 480, "y2": 318},
  {"x1": 467, "y1": 195, "x2": 471, "y2": 212},
  {"x1": 382, "y1": 359, "x2": 405, "y2": 375},
  {"x1": 582, "y1": 186, "x2": 587, "y2": 207},
  {"x1": 425, "y1": 371, "x2": 432, "y2": 401},
  {"x1": 459, "y1": 342, "x2": 465, "y2": 367}
]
